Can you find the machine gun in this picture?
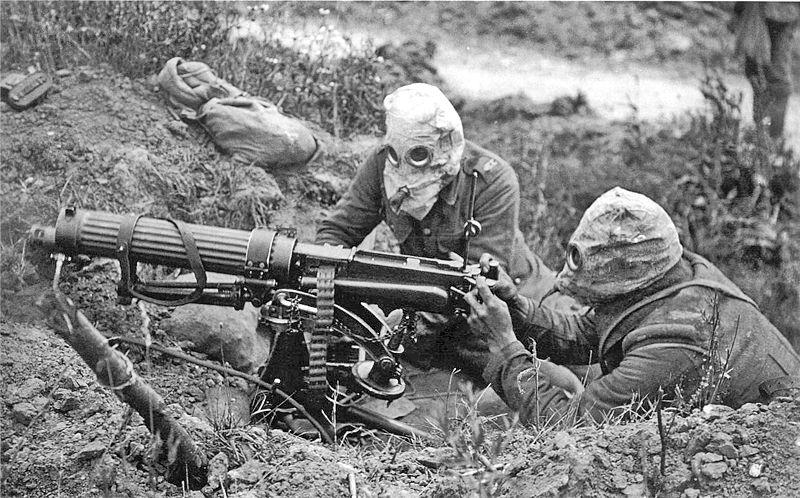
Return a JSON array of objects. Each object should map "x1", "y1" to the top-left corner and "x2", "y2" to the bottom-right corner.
[{"x1": 30, "y1": 207, "x2": 498, "y2": 438}]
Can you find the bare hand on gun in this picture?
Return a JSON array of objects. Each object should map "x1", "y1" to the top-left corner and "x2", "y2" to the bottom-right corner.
[
  {"x1": 478, "y1": 253, "x2": 517, "y2": 301},
  {"x1": 464, "y1": 276, "x2": 517, "y2": 354}
]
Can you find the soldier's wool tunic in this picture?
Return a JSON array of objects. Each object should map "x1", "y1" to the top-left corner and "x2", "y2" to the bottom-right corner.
[
  {"x1": 316, "y1": 140, "x2": 556, "y2": 379},
  {"x1": 485, "y1": 251, "x2": 800, "y2": 422},
  {"x1": 316, "y1": 140, "x2": 549, "y2": 286}
]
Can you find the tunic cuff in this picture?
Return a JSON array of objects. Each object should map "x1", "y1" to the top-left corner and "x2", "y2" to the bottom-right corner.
[{"x1": 483, "y1": 341, "x2": 532, "y2": 388}]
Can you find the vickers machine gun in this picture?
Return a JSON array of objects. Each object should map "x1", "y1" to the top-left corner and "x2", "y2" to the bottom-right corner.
[{"x1": 30, "y1": 207, "x2": 498, "y2": 439}]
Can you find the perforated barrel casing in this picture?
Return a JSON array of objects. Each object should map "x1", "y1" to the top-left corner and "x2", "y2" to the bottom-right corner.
[{"x1": 51, "y1": 208, "x2": 253, "y2": 275}]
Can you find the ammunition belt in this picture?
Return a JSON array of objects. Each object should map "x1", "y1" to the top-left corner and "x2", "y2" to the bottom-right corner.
[{"x1": 307, "y1": 264, "x2": 335, "y2": 404}]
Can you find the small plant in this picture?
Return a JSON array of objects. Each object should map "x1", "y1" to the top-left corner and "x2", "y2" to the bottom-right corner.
[
  {"x1": 685, "y1": 294, "x2": 738, "y2": 411},
  {"x1": 0, "y1": 2, "x2": 226, "y2": 77},
  {"x1": 432, "y1": 380, "x2": 517, "y2": 497}
]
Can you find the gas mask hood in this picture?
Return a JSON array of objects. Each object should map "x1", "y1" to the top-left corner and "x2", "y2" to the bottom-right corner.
[
  {"x1": 554, "y1": 187, "x2": 683, "y2": 304},
  {"x1": 382, "y1": 83, "x2": 465, "y2": 220}
]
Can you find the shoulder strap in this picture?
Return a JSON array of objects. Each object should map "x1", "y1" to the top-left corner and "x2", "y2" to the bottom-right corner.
[{"x1": 598, "y1": 278, "x2": 758, "y2": 359}]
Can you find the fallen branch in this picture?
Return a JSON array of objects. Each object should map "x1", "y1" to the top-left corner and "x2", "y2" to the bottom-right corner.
[{"x1": 36, "y1": 288, "x2": 207, "y2": 489}]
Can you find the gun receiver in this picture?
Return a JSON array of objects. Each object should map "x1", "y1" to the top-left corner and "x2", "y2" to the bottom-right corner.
[{"x1": 29, "y1": 207, "x2": 485, "y2": 313}]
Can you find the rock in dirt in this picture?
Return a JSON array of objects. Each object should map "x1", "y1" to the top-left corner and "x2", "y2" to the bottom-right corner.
[
  {"x1": 228, "y1": 460, "x2": 270, "y2": 485},
  {"x1": 739, "y1": 403, "x2": 760, "y2": 414},
  {"x1": 701, "y1": 404, "x2": 734, "y2": 420},
  {"x1": 52, "y1": 388, "x2": 82, "y2": 412},
  {"x1": 160, "y1": 273, "x2": 270, "y2": 373},
  {"x1": 553, "y1": 431, "x2": 577, "y2": 449},
  {"x1": 691, "y1": 451, "x2": 731, "y2": 480},
  {"x1": 173, "y1": 405, "x2": 215, "y2": 436},
  {"x1": 706, "y1": 432, "x2": 738, "y2": 459},
  {"x1": 699, "y1": 452, "x2": 723, "y2": 463},
  {"x1": 684, "y1": 428, "x2": 712, "y2": 457},
  {"x1": 164, "y1": 120, "x2": 189, "y2": 138},
  {"x1": 416, "y1": 447, "x2": 455, "y2": 469},
  {"x1": 622, "y1": 483, "x2": 646, "y2": 496},
  {"x1": 11, "y1": 402, "x2": 38, "y2": 424},
  {"x1": 60, "y1": 374, "x2": 88, "y2": 390},
  {"x1": 610, "y1": 469, "x2": 629, "y2": 489},
  {"x1": 701, "y1": 461, "x2": 728, "y2": 479},
  {"x1": 91, "y1": 454, "x2": 118, "y2": 493},
  {"x1": 8, "y1": 377, "x2": 45, "y2": 403},
  {"x1": 751, "y1": 477, "x2": 772, "y2": 493},
  {"x1": 75, "y1": 440, "x2": 106, "y2": 461},
  {"x1": 740, "y1": 445, "x2": 759, "y2": 457},
  {"x1": 202, "y1": 452, "x2": 230, "y2": 493}
]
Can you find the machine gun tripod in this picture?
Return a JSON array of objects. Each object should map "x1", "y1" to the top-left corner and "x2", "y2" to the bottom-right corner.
[{"x1": 30, "y1": 207, "x2": 498, "y2": 440}]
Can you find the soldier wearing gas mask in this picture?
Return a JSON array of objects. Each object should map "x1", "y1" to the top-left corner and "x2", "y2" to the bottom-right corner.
[
  {"x1": 316, "y1": 83, "x2": 563, "y2": 381},
  {"x1": 466, "y1": 187, "x2": 800, "y2": 424}
]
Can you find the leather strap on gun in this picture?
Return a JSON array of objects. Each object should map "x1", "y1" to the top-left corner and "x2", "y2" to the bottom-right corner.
[{"x1": 116, "y1": 214, "x2": 207, "y2": 306}]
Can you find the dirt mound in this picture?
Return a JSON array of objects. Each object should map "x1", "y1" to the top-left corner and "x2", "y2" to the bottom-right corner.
[{"x1": 483, "y1": 401, "x2": 800, "y2": 497}]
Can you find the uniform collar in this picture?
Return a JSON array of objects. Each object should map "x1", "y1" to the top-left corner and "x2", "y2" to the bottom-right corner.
[
  {"x1": 442, "y1": 141, "x2": 484, "y2": 207},
  {"x1": 440, "y1": 169, "x2": 462, "y2": 206},
  {"x1": 597, "y1": 255, "x2": 693, "y2": 317}
]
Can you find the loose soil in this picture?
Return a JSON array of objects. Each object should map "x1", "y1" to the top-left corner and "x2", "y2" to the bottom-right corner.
[{"x1": 2, "y1": 4, "x2": 800, "y2": 498}]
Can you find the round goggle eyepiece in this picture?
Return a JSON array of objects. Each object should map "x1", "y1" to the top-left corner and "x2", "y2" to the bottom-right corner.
[
  {"x1": 386, "y1": 146, "x2": 400, "y2": 166},
  {"x1": 566, "y1": 244, "x2": 583, "y2": 271},
  {"x1": 406, "y1": 146, "x2": 432, "y2": 168}
]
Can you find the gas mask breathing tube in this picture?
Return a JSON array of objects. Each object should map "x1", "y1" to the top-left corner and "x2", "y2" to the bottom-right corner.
[{"x1": 381, "y1": 83, "x2": 465, "y2": 221}]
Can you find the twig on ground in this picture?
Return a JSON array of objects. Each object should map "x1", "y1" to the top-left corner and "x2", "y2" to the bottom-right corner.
[{"x1": 656, "y1": 386, "x2": 666, "y2": 476}]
